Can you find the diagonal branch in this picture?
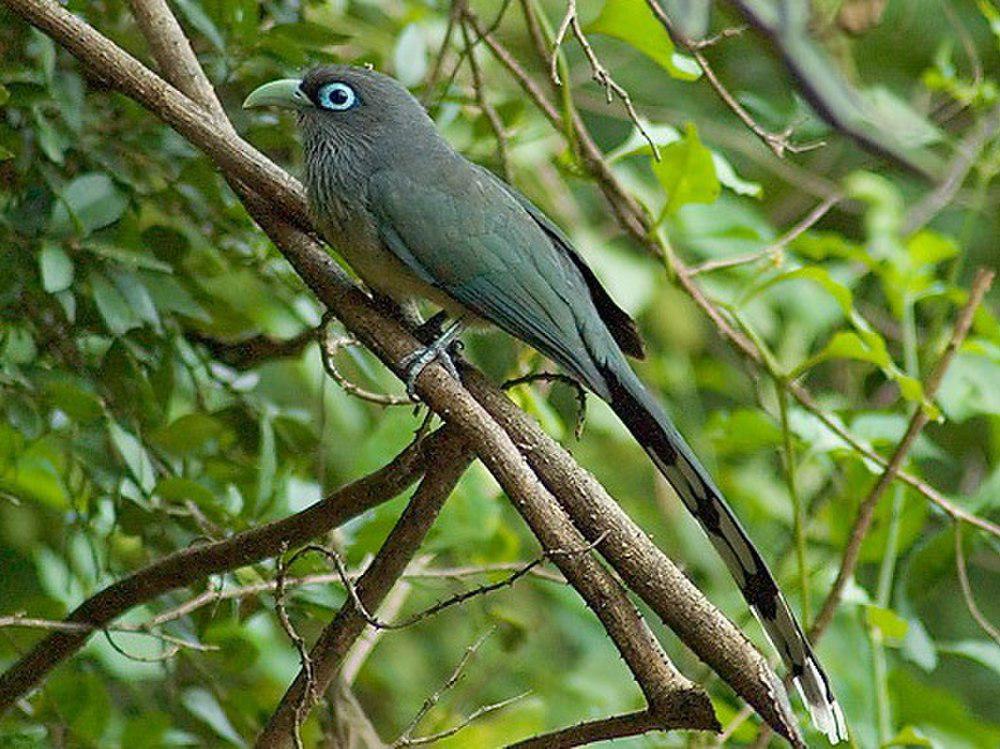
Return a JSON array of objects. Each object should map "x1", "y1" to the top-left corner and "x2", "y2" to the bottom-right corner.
[
  {"x1": 125, "y1": 0, "x2": 229, "y2": 125},
  {"x1": 0, "y1": 424, "x2": 458, "y2": 712},
  {"x1": 508, "y1": 709, "x2": 666, "y2": 748},
  {"x1": 809, "y1": 267, "x2": 995, "y2": 640},
  {"x1": 259, "y1": 437, "x2": 474, "y2": 748}
]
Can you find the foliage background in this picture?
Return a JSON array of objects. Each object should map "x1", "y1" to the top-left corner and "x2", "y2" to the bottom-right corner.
[{"x1": 1, "y1": 0, "x2": 998, "y2": 746}]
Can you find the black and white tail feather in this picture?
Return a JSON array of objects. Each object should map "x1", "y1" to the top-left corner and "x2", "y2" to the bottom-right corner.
[{"x1": 601, "y1": 362, "x2": 848, "y2": 744}]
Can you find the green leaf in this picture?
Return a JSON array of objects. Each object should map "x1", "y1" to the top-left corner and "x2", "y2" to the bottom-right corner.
[
  {"x1": 938, "y1": 640, "x2": 1000, "y2": 678},
  {"x1": 608, "y1": 120, "x2": 760, "y2": 197},
  {"x1": 155, "y1": 476, "x2": 217, "y2": 508},
  {"x1": 89, "y1": 270, "x2": 140, "y2": 337},
  {"x1": 32, "y1": 107, "x2": 66, "y2": 164},
  {"x1": 743, "y1": 266, "x2": 855, "y2": 316},
  {"x1": 651, "y1": 123, "x2": 720, "y2": 217},
  {"x1": 51, "y1": 173, "x2": 127, "y2": 236},
  {"x1": 39, "y1": 242, "x2": 73, "y2": 293},
  {"x1": 45, "y1": 380, "x2": 104, "y2": 424},
  {"x1": 865, "y1": 87, "x2": 944, "y2": 148},
  {"x1": 937, "y1": 351, "x2": 1000, "y2": 421},
  {"x1": 711, "y1": 152, "x2": 762, "y2": 197},
  {"x1": 121, "y1": 711, "x2": 171, "y2": 749},
  {"x1": 907, "y1": 230, "x2": 959, "y2": 267},
  {"x1": 588, "y1": 0, "x2": 700, "y2": 81},
  {"x1": 865, "y1": 604, "x2": 909, "y2": 642},
  {"x1": 151, "y1": 413, "x2": 230, "y2": 455},
  {"x1": 109, "y1": 420, "x2": 156, "y2": 495},
  {"x1": 110, "y1": 269, "x2": 161, "y2": 332},
  {"x1": 884, "y1": 725, "x2": 934, "y2": 747},
  {"x1": 902, "y1": 615, "x2": 938, "y2": 672},
  {"x1": 2, "y1": 326, "x2": 37, "y2": 365},
  {"x1": 706, "y1": 409, "x2": 784, "y2": 453},
  {"x1": 256, "y1": 412, "x2": 276, "y2": 515},
  {"x1": 181, "y1": 688, "x2": 246, "y2": 747},
  {"x1": 44, "y1": 671, "x2": 111, "y2": 744}
]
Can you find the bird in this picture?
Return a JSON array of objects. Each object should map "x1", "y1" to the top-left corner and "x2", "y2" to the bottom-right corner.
[{"x1": 244, "y1": 65, "x2": 847, "y2": 744}]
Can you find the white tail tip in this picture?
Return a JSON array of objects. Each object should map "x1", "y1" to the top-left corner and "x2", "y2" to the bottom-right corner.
[{"x1": 795, "y1": 658, "x2": 848, "y2": 743}]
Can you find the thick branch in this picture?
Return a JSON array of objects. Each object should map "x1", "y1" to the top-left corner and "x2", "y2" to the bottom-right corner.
[
  {"x1": 258, "y1": 439, "x2": 475, "y2": 747},
  {"x1": 125, "y1": 0, "x2": 229, "y2": 124},
  {"x1": 508, "y1": 710, "x2": 664, "y2": 749},
  {"x1": 463, "y1": 369, "x2": 804, "y2": 744},
  {"x1": 0, "y1": 426, "x2": 457, "y2": 712}
]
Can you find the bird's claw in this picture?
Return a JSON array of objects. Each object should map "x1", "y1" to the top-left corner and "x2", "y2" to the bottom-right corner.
[{"x1": 399, "y1": 319, "x2": 465, "y2": 400}]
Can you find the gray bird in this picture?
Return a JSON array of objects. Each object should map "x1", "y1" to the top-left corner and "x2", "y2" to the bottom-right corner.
[{"x1": 245, "y1": 65, "x2": 846, "y2": 743}]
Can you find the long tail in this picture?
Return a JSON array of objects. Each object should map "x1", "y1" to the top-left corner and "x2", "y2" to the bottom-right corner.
[{"x1": 599, "y1": 361, "x2": 847, "y2": 744}]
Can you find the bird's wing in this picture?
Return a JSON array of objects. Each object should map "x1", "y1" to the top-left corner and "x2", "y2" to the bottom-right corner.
[
  {"x1": 367, "y1": 160, "x2": 609, "y2": 393},
  {"x1": 470, "y1": 165, "x2": 644, "y2": 359}
]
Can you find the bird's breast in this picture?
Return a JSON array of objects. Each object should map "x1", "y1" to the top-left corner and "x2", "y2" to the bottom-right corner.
[{"x1": 311, "y1": 197, "x2": 470, "y2": 319}]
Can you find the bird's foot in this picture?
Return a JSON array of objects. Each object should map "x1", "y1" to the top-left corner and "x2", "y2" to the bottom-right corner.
[{"x1": 399, "y1": 318, "x2": 465, "y2": 400}]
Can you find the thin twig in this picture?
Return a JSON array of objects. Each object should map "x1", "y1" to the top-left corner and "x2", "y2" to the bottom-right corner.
[
  {"x1": 810, "y1": 268, "x2": 995, "y2": 640},
  {"x1": 642, "y1": 0, "x2": 823, "y2": 158},
  {"x1": 468, "y1": 6, "x2": 999, "y2": 541},
  {"x1": 460, "y1": 16, "x2": 513, "y2": 181},
  {"x1": 341, "y1": 556, "x2": 430, "y2": 685},
  {"x1": 402, "y1": 692, "x2": 529, "y2": 746},
  {"x1": 0, "y1": 614, "x2": 217, "y2": 660},
  {"x1": 275, "y1": 545, "x2": 315, "y2": 749},
  {"x1": 258, "y1": 440, "x2": 473, "y2": 747},
  {"x1": 689, "y1": 193, "x2": 840, "y2": 276},
  {"x1": 689, "y1": 25, "x2": 749, "y2": 51},
  {"x1": 503, "y1": 371, "x2": 588, "y2": 439},
  {"x1": 292, "y1": 532, "x2": 608, "y2": 631},
  {"x1": 318, "y1": 325, "x2": 412, "y2": 406},
  {"x1": 392, "y1": 628, "x2": 494, "y2": 746},
  {"x1": 903, "y1": 104, "x2": 1000, "y2": 234},
  {"x1": 954, "y1": 523, "x2": 1000, "y2": 646},
  {"x1": 550, "y1": 0, "x2": 659, "y2": 159},
  {"x1": 422, "y1": 0, "x2": 462, "y2": 105}
]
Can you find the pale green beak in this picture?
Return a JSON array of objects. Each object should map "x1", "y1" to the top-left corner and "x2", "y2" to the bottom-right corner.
[{"x1": 242, "y1": 79, "x2": 310, "y2": 110}]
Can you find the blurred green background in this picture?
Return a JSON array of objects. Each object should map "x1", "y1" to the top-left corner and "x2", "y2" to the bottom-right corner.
[{"x1": 1, "y1": 1, "x2": 998, "y2": 746}]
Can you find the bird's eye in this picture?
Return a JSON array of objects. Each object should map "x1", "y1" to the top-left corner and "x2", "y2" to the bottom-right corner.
[{"x1": 316, "y1": 82, "x2": 358, "y2": 111}]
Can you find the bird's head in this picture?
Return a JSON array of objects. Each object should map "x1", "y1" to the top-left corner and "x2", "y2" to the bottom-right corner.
[{"x1": 244, "y1": 65, "x2": 436, "y2": 175}]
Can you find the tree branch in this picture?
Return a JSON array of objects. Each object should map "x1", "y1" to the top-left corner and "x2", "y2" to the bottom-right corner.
[
  {"x1": 0, "y1": 424, "x2": 456, "y2": 713},
  {"x1": 903, "y1": 103, "x2": 1000, "y2": 234},
  {"x1": 124, "y1": 0, "x2": 229, "y2": 125},
  {"x1": 256, "y1": 439, "x2": 474, "y2": 746},
  {"x1": 463, "y1": 368, "x2": 804, "y2": 744},
  {"x1": 508, "y1": 709, "x2": 665, "y2": 748}
]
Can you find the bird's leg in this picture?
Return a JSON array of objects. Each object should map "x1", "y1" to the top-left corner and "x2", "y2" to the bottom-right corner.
[
  {"x1": 413, "y1": 310, "x2": 450, "y2": 344},
  {"x1": 398, "y1": 317, "x2": 465, "y2": 399},
  {"x1": 370, "y1": 291, "x2": 423, "y2": 329}
]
